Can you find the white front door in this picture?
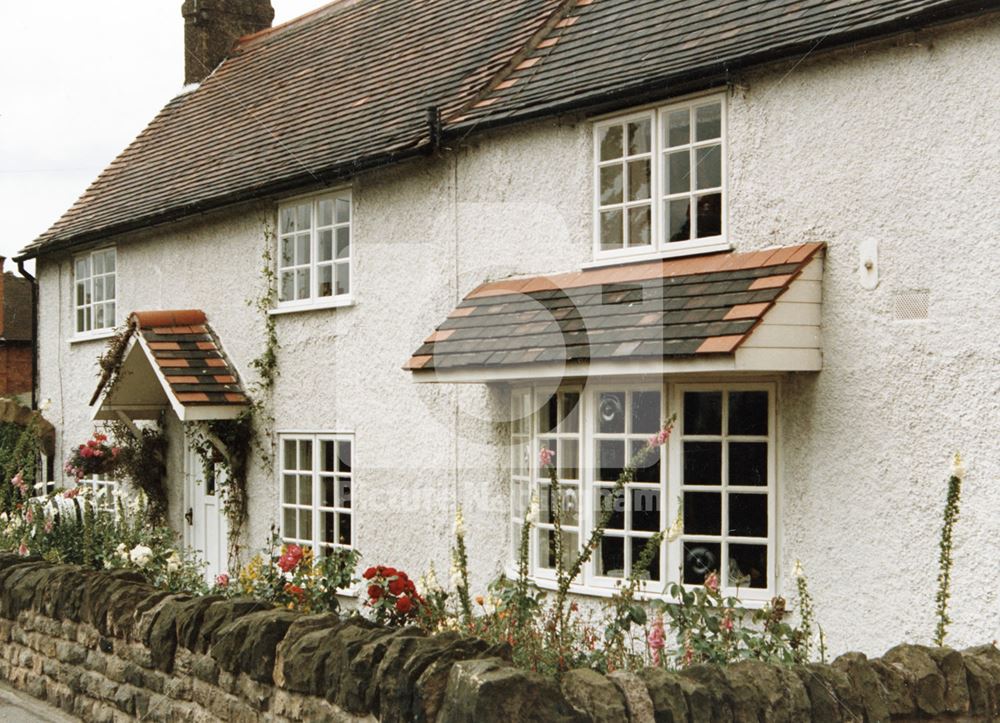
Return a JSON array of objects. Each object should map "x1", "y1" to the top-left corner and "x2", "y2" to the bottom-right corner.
[{"x1": 184, "y1": 444, "x2": 230, "y2": 582}]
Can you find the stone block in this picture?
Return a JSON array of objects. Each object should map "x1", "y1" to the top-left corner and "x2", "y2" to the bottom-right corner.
[
  {"x1": 793, "y1": 663, "x2": 864, "y2": 723},
  {"x1": 560, "y1": 668, "x2": 628, "y2": 723},
  {"x1": 927, "y1": 646, "x2": 970, "y2": 714},
  {"x1": 210, "y1": 607, "x2": 301, "y2": 683},
  {"x1": 962, "y1": 644, "x2": 1000, "y2": 717},
  {"x1": 833, "y1": 651, "x2": 892, "y2": 723},
  {"x1": 639, "y1": 667, "x2": 689, "y2": 722}
]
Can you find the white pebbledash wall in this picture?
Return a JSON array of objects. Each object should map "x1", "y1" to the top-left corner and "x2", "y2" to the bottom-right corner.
[{"x1": 35, "y1": 15, "x2": 1000, "y2": 656}]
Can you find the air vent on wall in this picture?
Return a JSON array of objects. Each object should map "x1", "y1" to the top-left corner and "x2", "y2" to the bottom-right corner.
[{"x1": 893, "y1": 290, "x2": 930, "y2": 320}]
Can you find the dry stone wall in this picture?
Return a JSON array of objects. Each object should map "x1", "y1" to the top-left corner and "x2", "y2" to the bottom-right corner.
[{"x1": 1, "y1": 555, "x2": 1000, "y2": 722}]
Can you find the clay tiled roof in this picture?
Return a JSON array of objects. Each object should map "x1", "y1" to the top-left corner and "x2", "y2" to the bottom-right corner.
[
  {"x1": 19, "y1": 0, "x2": 984, "y2": 259},
  {"x1": 406, "y1": 243, "x2": 824, "y2": 373},
  {"x1": 130, "y1": 310, "x2": 248, "y2": 407}
]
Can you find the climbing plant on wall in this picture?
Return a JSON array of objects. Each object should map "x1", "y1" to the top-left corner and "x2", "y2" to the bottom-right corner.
[{"x1": 107, "y1": 419, "x2": 169, "y2": 523}]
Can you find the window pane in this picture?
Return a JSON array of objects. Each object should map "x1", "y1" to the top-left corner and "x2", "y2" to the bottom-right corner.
[
  {"x1": 295, "y1": 203, "x2": 311, "y2": 230},
  {"x1": 280, "y1": 237, "x2": 294, "y2": 267},
  {"x1": 338, "y1": 441, "x2": 351, "y2": 473},
  {"x1": 631, "y1": 488, "x2": 659, "y2": 531},
  {"x1": 694, "y1": 193, "x2": 722, "y2": 238},
  {"x1": 558, "y1": 438, "x2": 579, "y2": 480},
  {"x1": 76, "y1": 309, "x2": 86, "y2": 332},
  {"x1": 279, "y1": 272, "x2": 294, "y2": 301},
  {"x1": 597, "y1": 440, "x2": 624, "y2": 482},
  {"x1": 729, "y1": 544, "x2": 766, "y2": 589},
  {"x1": 683, "y1": 491, "x2": 720, "y2": 534},
  {"x1": 322, "y1": 511, "x2": 335, "y2": 543},
  {"x1": 729, "y1": 493, "x2": 767, "y2": 538},
  {"x1": 667, "y1": 198, "x2": 690, "y2": 242},
  {"x1": 684, "y1": 391, "x2": 721, "y2": 434},
  {"x1": 299, "y1": 475, "x2": 312, "y2": 505},
  {"x1": 683, "y1": 541, "x2": 720, "y2": 585},
  {"x1": 283, "y1": 475, "x2": 296, "y2": 502},
  {"x1": 335, "y1": 263, "x2": 350, "y2": 296},
  {"x1": 539, "y1": 529, "x2": 579, "y2": 570},
  {"x1": 338, "y1": 513, "x2": 351, "y2": 545},
  {"x1": 684, "y1": 442, "x2": 721, "y2": 485},
  {"x1": 76, "y1": 283, "x2": 86, "y2": 306},
  {"x1": 631, "y1": 441, "x2": 659, "y2": 483},
  {"x1": 318, "y1": 265, "x2": 333, "y2": 298},
  {"x1": 322, "y1": 478, "x2": 335, "y2": 507},
  {"x1": 627, "y1": 205, "x2": 651, "y2": 247},
  {"x1": 300, "y1": 510, "x2": 313, "y2": 539},
  {"x1": 667, "y1": 150, "x2": 690, "y2": 195},
  {"x1": 296, "y1": 270, "x2": 310, "y2": 300},
  {"x1": 295, "y1": 234, "x2": 310, "y2": 264},
  {"x1": 695, "y1": 102, "x2": 722, "y2": 141},
  {"x1": 94, "y1": 304, "x2": 105, "y2": 329},
  {"x1": 104, "y1": 303, "x2": 116, "y2": 328},
  {"x1": 75, "y1": 257, "x2": 89, "y2": 279},
  {"x1": 318, "y1": 229, "x2": 333, "y2": 261},
  {"x1": 598, "y1": 392, "x2": 626, "y2": 433},
  {"x1": 729, "y1": 442, "x2": 767, "y2": 486},
  {"x1": 562, "y1": 485, "x2": 579, "y2": 526},
  {"x1": 729, "y1": 392, "x2": 768, "y2": 435},
  {"x1": 666, "y1": 109, "x2": 690, "y2": 147},
  {"x1": 92, "y1": 252, "x2": 105, "y2": 275},
  {"x1": 631, "y1": 391, "x2": 661, "y2": 434},
  {"x1": 600, "y1": 165, "x2": 623, "y2": 205},
  {"x1": 283, "y1": 440, "x2": 297, "y2": 469},
  {"x1": 627, "y1": 159, "x2": 650, "y2": 201},
  {"x1": 600, "y1": 210, "x2": 623, "y2": 250},
  {"x1": 283, "y1": 508, "x2": 296, "y2": 536},
  {"x1": 627, "y1": 119, "x2": 651, "y2": 155},
  {"x1": 280, "y1": 207, "x2": 296, "y2": 234},
  {"x1": 335, "y1": 197, "x2": 350, "y2": 224},
  {"x1": 299, "y1": 441, "x2": 312, "y2": 470},
  {"x1": 632, "y1": 537, "x2": 661, "y2": 581},
  {"x1": 695, "y1": 145, "x2": 722, "y2": 190},
  {"x1": 339, "y1": 478, "x2": 351, "y2": 508},
  {"x1": 318, "y1": 199, "x2": 334, "y2": 226},
  {"x1": 559, "y1": 392, "x2": 580, "y2": 433},
  {"x1": 92, "y1": 277, "x2": 104, "y2": 303},
  {"x1": 599, "y1": 124, "x2": 623, "y2": 161},
  {"x1": 336, "y1": 227, "x2": 350, "y2": 259},
  {"x1": 597, "y1": 536, "x2": 625, "y2": 577},
  {"x1": 539, "y1": 393, "x2": 557, "y2": 433},
  {"x1": 321, "y1": 441, "x2": 335, "y2": 472},
  {"x1": 105, "y1": 275, "x2": 115, "y2": 300},
  {"x1": 597, "y1": 488, "x2": 624, "y2": 529}
]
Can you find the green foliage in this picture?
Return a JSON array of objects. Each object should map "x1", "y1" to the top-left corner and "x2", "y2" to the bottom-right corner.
[
  {"x1": 0, "y1": 422, "x2": 28, "y2": 513},
  {"x1": 935, "y1": 453, "x2": 965, "y2": 646},
  {"x1": 107, "y1": 421, "x2": 168, "y2": 522}
]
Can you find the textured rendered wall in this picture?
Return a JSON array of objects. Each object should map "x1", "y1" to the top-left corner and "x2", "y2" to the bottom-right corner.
[{"x1": 34, "y1": 15, "x2": 1000, "y2": 657}]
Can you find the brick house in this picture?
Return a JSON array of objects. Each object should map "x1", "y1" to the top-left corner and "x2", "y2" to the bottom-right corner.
[
  {"x1": 0, "y1": 259, "x2": 34, "y2": 400},
  {"x1": 15, "y1": 0, "x2": 1000, "y2": 656}
]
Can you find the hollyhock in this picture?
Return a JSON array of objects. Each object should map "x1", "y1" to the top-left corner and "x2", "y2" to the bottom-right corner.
[
  {"x1": 284, "y1": 583, "x2": 305, "y2": 602},
  {"x1": 63, "y1": 487, "x2": 80, "y2": 499},
  {"x1": 215, "y1": 573, "x2": 230, "y2": 588},
  {"x1": 17, "y1": 543, "x2": 29, "y2": 557},
  {"x1": 648, "y1": 615, "x2": 665, "y2": 666},
  {"x1": 704, "y1": 571, "x2": 720, "y2": 593},
  {"x1": 648, "y1": 425, "x2": 672, "y2": 448},
  {"x1": 277, "y1": 544, "x2": 304, "y2": 572}
]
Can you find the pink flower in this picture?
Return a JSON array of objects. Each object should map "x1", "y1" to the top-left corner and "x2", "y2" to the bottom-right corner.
[
  {"x1": 63, "y1": 487, "x2": 80, "y2": 499},
  {"x1": 10, "y1": 472, "x2": 27, "y2": 495},
  {"x1": 539, "y1": 447, "x2": 555, "y2": 467},
  {"x1": 721, "y1": 610, "x2": 734, "y2": 633},
  {"x1": 215, "y1": 573, "x2": 230, "y2": 588},
  {"x1": 648, "y1": 425, "x2": 673, "y2": 448},
  {"x1": 17, "y1": 543, "x2": 29, "y2": 557},
  {"x1": 25, "y1": 508, "x2": 33, "y2": 525},
  {"x1": 704, "y1": 571, "x2": 720, "y2": 593},
  {"x1": 648, "y1": 614, "x2": 665, "y2": 666},
  {"x1": 44, "y1": 519, "x2": 54, "y2": 534},
  {"x1": 111, "y1": 447, "x2": 121, "y2": 458}
]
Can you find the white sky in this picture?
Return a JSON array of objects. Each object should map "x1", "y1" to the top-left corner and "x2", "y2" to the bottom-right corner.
[{"x1": 0, "y1": 1, "x2": 326, "y2": 271}]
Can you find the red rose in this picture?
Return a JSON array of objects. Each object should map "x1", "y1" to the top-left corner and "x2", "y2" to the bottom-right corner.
[
  {"x1": 363, "y1": 567, "x2": 377, "y2": 580},
  {"x1": 395, "y1": 595, "x2": 413, "y2": 614},
  {"x1": 388, "y1": 578, "x2": 406, "y2": 596},
  {"x1": 382, "y1": 567, "x2": 397, "y2": 578},
  {"x1": 368, "y1": 584, "x2": 383, "y2": 600},
  {"x1": 278, "y1": 545, "x2": 304, "y2": 572},
  {"x1": 405, "y1": 580, "x2": 416, "y2": 594},
  {"x1": 283, "y1": 583, "x2": 305, "y2": 601}
]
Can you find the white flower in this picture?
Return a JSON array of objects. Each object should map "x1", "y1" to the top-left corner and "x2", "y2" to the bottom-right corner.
[
  {"x1": 666, "y1": 507, "x2": 684, "y2": 543},
  {"x1": 793, "y1": 559, "x2": 804, "y2": 579},
  {"x1": 525, "y1": 493, "x2": 540, "y2": 525},
  {"x1": 951, "y1": 453, "x2": 966, "y2": 481},
  {"x1": 165, "y1": 551, "x2": 181, "y2": 573},
  {"x1": 450, "y1": 569, "x2": 463, "y2": 590},
  {"x1": 0, "y1": 513, "x2": 7, "y2": 524},
  {"x1": 453, "y1": 507, "x2": 465, "y2": 536},
  {"x1": 128, "y1": 544, "x2": 153, "y2": 568}
]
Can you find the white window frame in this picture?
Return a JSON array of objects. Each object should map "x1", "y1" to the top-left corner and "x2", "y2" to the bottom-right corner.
[
  {"x1": 592, "y1": 92, "x2": 729, "y2": 264},
  {"x1": 510, "y1": 380, "x2": 776, "y2": 602},
  {"x1": 72, "y1": 247, "x2": 117, "y2": 339},
  {"x1": 279, "y1": 432, "x2": 354, "y2": 555},
  {"x1": 274, "y1": 190, "x2": 353, "y2": 313}
]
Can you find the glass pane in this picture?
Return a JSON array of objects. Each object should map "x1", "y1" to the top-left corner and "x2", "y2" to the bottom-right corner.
[
  {"x1": 729, "y1": 544, "x2": 766, "y2": 589},
  {"x1": 336, "y1": 227, "x2": 350, "y2": 259},
  {"x1": 539, "y1": 393, "x2": 557, "y2": 433},
  {"x1": 322, "y1": 478, "x2": 335, "y2": 507},
  {"x1": 695, "y1": 145, "x2": 722, "y2": 190},
  {"x1": 105, "y1": 275, "x2": 115, "y2": 300},
  {"x1": 667, "y1": 150, "x2": 690, "y2": 195},
  {"x1": 729, "y1": 443, "x2": 767, "y2": 487},
  {"x1": 684, "y1": 491, "x2": 721, "y2": 534},
  {"x1": 283, "y1": 475, "x2": 296, "y2": 503},
  {"x1": 321, "y1": 511, "x2": 336, "y2": 543},
  {"x1": 597, "y1": 440, "x2": 625, "y2": 482},
  {"x1": 339, "y1": 478, "x2": 351, "y2": 508},
  {"x1": 684, "y1": 442, "x2": 722, "y2": 486},
  {"x1": 335, "y1": 197, "x2": 350, "y2": 224},
  {"x1": 320, "y1": 440, "x2": 335, "y2": 472},
  {"x1": 104, "y1": 250, "x2": 115, "y2": 272},
  {"x1": 667, "y1": 198, "x2": 690, "y2": 242},
  {"x1": 729, "y1": 494, "x2": 767, "y2": 538},
  {"x1": 104, "y1": 303, "x2": 116, "y2": 327},
  {"x1": 600, "y1": 210, "x2": 623, "y2": 250},
  {"x1": 295, "y1": 234, "x2": 310, "y2": 264},
  {"x1": 600, "y1": 165, "x2": 623, "y2": 205},
  {"x1": 729, "y1": 392, "x2": 768, "y2": 435},
  {"x1": 294, "y1": 474, "x2": 310, "y2": 505},
  {"x1": 300, "y1": 510, "x2": 313, "y2": 539},
  {"x1": 627, "y1": 119, "x2": 651, "y2": 155},
  {"x1": 283, "y1": 508, "x2": 296, "y2": 537},
  {"x1": 695, "y1": 102, "x2": 722, "y2": 141},
  {"x1": 631, "y1": 488, "x2": 659, "y2": 531},
  {"x1": 335, "y1": 263, "x2": 350, "y2": 296},
  {"x1": 512, "y1": 480, "x2": 528, "y2": 518},
  {"x1": 318, "y1": 229, "x2": 333, "y2": 261},
  {"x1": 694, "y1": 193, "x2": 722, "y2": 239},
  {"x1": 683, "y1": 542, "x2": 721, "y2": 585},
  {"x1": 299, "y1": 440, "x2": 313, "y2": 470},
  {"x1": 280, "y1": 207, "x2": 296, "y2": 234},
  {"x1": 296, "y1": 270, "x2": 310, "y2": 300},
  {"x1": 318, "y1": 199, "x2": 334, "y2": 226},
  {"x1": 632, "y1": 537, "x2": 661, "y2": 581},
  {"x1": 317, "y1": 265, "x2": 333, "y2": 298},
  {"x1": 76, "y1": 283, "x2": 86, "y2": 306},
  {"x1": 667, "y1": 109, "x2": 690, "y2": 147},
  {"x1": 597, "y1": 487, "x2": 624, "y2": 529},
  {"x1": 539, "y1": 530, "x2": 579, "y2": 570},
  {"x1": 598, "y1": 392, "x2": 626, "y2": 433},
  {"x1": 93, "y1": 277, "x2": 104, "y2": 302},
  {"x1": 338, "y1": 513, "x2": 351, "y2": 545},
  {"x1": 684, "y1": 391, "x2": 722, "y2": 434},
  {"x1": 599, "y1": 124, "x2": 623, "y2": 161},
  {"x1": 76, "y1": 309, "x2": 86, "y2": 333},
  {"x1": 560, "y1": 392, "x2": 580, "y2": 433},
  {"x1": 280, "y1": 237, "x2": 294, "y2": 267},
  {"x1": 283, "y1": 440, "x2": 297, "y2": 469},
  {"x1": 627, "y1": 159, "x2": 650, "y2": 201},
  {"x1": 338, "y1": 441, "x2": 351, "y2": 473},
  {"x1": 295, "y1": 203, "x2": 311, "y2": 230},
  {"x1": 562, "y1": 485, "x2": 579, "y2": 526},
  {"x1": 94, "y1": 304, "x2": 105, "y2": 330},
  {"x1": 632, "y1": 441, "x2": 659, "y2": 483},
  {"x1": 631, "y1": 391, "x2": 661, "y2": 434},
  {"x1": 92, "y1": 252, "x2": 105, "y2": 275},
  {"x1": 279, "y1": 272, "x2": 294, "y2": 301},
  {"x1": 598, "y1": 536, "x2": 625, "y2": 577},
  {"x1": 558, "y1": 439, "x2": 579, "y2": 480},
  {"x1": 627, "y1": 206, "x2": 651, "y2": 247},
  {"x1": 75, "y1": 258, "x2": 89, "y2": 279}
]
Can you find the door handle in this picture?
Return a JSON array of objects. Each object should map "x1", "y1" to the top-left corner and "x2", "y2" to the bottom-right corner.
[{"x1": 185, "y1": 507, "x2": 194, "y2": 526}]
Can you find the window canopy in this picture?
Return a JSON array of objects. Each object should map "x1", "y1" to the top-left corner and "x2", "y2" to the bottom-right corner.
[
  {"x1": 91, "y1": 310, "x2": 248, "y2": 423},
  {"x1": 406, "y1": 243, "x2": 824, "y2": 383}
]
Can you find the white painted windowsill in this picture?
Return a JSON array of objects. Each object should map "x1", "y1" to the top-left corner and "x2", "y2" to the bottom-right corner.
[
  {"x1": 69, "y1": 328, "x2": 117, "y2": 345},
  {"x1": 583, "y1": 240, "x2": 732, "y2": 270},
  {"x1": 268, "y1": 296, "x2": 354, "y2": 316}
]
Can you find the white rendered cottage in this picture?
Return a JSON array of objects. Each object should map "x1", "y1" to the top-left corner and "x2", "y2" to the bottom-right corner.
[{"x1": 17, "y1": 0, "x2": 1000, "y2": 656}]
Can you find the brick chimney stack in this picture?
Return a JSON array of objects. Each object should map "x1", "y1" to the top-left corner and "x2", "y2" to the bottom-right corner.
[{"x1": 181, "y1": 0, "x2": 274, "y2": 85}]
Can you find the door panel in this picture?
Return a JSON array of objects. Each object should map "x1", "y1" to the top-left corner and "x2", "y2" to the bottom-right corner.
[{"x1": 184, "y1": 445, "x2": 229, "y2": 582}]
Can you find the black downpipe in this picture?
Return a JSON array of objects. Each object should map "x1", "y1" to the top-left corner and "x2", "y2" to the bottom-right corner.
[{"x1": 15, "y1": 259, "x2": 37, "y2": 410}]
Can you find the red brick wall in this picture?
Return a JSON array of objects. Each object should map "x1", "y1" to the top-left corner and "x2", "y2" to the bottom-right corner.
[{"x1": 0, "y1": 345, "x2": 32, "y2": 396}]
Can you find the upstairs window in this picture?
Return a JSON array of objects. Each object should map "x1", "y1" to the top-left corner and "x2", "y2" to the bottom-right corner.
[
  {"x1": 74, "y1": 248, "x2": 116, "y2": 336},
  {"x1": 594, "y1": 94, "x2": 726, "y2": 261},
  {"x1": 277, "y1": 191, "x2": 352, "y2": 308}
]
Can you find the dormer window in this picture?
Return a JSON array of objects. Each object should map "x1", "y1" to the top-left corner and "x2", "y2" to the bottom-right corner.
[{"x1": 593, "y1": 94, "x2": 727, "y2": 262}]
